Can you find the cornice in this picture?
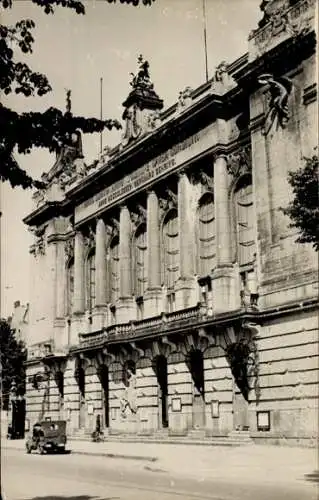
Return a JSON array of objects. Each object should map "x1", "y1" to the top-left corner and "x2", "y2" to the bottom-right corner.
[{"x1": 23, "y1": 201, "x2": 61, "y2": 227}]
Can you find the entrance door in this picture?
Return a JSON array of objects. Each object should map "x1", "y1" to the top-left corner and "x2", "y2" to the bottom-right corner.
[
  {"x1": 99, "y1": 365, "x2": 109, "y2": 428},
  {"x1": 233, "y1": 387, "x2": 249, "y2": 430},
  {"x1": 189, "y1": 350, "x2": 205, "y2": 429},
  {"x1": 156, "y1": 356, "x2": 168, "y2": 428}
]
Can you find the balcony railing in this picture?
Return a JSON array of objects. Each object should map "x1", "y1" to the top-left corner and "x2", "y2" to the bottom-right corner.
[{"x1": 78, "y1": 304, "x2": 202, "y2": 349}]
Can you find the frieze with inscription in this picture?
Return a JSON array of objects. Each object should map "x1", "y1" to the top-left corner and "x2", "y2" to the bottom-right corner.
[{"x1": 75, "y1": 123, "x2": 216, "y2": 224}]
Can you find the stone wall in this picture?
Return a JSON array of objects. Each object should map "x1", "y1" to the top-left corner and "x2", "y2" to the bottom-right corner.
[{"x1": 249, "y1": 309, "x2": 318, "y2": 445}]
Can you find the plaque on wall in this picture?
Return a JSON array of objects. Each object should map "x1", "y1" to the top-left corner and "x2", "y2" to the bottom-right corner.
[
  {"x1": 87, "y1": 403, "x2": 94, "y2": 415},
  {"x1": 257, "y1": 411, "x2": 270, "y2": 431},
  {"x1": 211, "y1": 400, "x2": 219, "y2": 418},
  {"x1": 171, "y1": 397, "x2": 182, "y2": 412}
]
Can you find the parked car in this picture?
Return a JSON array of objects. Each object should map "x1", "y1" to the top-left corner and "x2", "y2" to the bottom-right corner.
[{"x1": 26, "y1": 420, "x2": 67, "y2": 454}]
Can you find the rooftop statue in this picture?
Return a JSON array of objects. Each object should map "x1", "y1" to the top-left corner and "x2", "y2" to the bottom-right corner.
[
  {"x1": 129, "y1": 54, "x2": 153, "y2": 90},
  {"x1": 258, "y1": 73, "x2": 293, "y2": 135}
]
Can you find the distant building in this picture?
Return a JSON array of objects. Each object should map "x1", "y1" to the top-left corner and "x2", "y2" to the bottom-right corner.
[
  {"x1": 23, "y1": 0, "x2": 318, "y2": 445},
  {"x1": 8, "y1": 300, "x2": 29, "y2": 344}
]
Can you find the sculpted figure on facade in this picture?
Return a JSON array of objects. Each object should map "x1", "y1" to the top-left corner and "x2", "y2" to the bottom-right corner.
[
  {"x1": 130, "y1": 54, "x2": 153, "y2": 91},
  {"x1": 177, "y1": 86, "x2": 193, "y2": 111},
  {"x1": 146, "y1": 110, "x2": 161, "y2": 131},
  {"x1": 122, "y1": 55, "x2": 163, "y2": 146},
  {"x1": 117, "y1": 367, "x2": 138, "y2": 418},
  {"x1": 227, "y1": 145, "x2": 252, "y2": 179},
  {"x1": 211, "y1": 61, "x2": 235, "y2": 90},
  {"x1": 258, "y1": 73, "x2": 293, "y2": 135}
]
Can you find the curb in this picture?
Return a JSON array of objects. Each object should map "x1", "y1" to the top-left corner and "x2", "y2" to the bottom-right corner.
[
  {"x1": 70, "y1": 450, "x2": 158, "y2": 462},
  {"x1": 2, "y1": 442, "x2": 157, "y2": 463}
]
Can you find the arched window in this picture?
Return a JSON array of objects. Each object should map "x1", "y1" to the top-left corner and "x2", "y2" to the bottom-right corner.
[
  {"x1": 198, "y1": 193, "x2": 216, "y2": 277},
  {"x1": 163, "y1": 209, "x2": 179, "y2": 290},
  {"x1": 134, "y1": 224, "x2": 147, "y2": 297},
  {"x1": 234, "y1": 177, "x2": 255, "y2": 268},
  {"x1": 87, "y1": 250, "x2": 96, "y2": 311},
  {"x1": 67, "y1": 259, "x2": 74, "y2": 316},
  {"x1": 109, "y1": 236, "x2": 119, "y2": 304}
]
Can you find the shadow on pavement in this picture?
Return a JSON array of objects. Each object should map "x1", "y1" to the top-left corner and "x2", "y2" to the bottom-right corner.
[
  {"x1": 20, "y1": 496, "x2": 120, "y2": 500},
  {"x1": 304, "y1": 470, "x2": 319, "y2": 483}
]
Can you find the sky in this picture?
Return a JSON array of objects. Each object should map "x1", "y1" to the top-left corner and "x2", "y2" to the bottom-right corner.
[{"x1": 1, "y1": 0, "x2": 261, "y2": 317}]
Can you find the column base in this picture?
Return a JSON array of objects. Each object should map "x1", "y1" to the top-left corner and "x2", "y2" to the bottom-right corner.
[
  {"x1": 70, "y1": 313, "x2": 85, "y2": 346},
  {"x1": 116, "y1": 297, "x2": 135, "y2": 323},
  {"x1": 53, "y1": 318, "x2": 67, "y2": 350},
  {"x1": 91, "y1": 305, "x2": 108, "y2": 331},
  {"x1": 144, "y1": 288, "x2": 164, "y2": 318},
  {"x1": 211, "y1": 264, "x2": 241, "y2": 314},
  {"x1": 175, "y1": 276, "x2": 199, "y2": 310}
]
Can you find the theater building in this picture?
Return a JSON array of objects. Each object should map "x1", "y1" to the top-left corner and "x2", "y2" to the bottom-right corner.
[{"x1": 24, "y1": 0, "x2": 318, "y2": 445}]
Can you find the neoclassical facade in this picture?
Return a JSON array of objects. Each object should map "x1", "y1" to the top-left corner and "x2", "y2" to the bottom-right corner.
[{"x1": 24, "y1": 0, "x2": 318, "y2": 445}]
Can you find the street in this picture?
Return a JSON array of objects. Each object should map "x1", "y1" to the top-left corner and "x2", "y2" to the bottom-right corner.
[{"x1": 2, "y1": 447, "x2": 318, "y2": 500}]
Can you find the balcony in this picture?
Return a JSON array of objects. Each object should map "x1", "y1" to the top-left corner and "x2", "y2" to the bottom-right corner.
[{"x1": 78, "y1": 304, "x2": 203, "y2": 349}]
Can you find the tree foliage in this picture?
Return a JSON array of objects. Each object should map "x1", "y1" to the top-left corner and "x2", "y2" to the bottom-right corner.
[
  {"x1": 0, "y1": 0, "x2": 154, "y2": 189},
  {"x1": 282, "y1": 154, "x2": 319, "y2": 251},
  {"x1": 0, "y1": 319, "x2": 27, "y2": 411}
]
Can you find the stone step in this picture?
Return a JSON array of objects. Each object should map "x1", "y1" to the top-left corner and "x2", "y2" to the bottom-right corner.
[{"x1": 69, "y1": 432, "x2": 253, "y2": 447}]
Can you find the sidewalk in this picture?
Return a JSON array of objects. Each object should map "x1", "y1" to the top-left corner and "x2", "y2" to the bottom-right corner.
[{"x1": 2, "y1": 437, "x2": 318, "y2": 486}]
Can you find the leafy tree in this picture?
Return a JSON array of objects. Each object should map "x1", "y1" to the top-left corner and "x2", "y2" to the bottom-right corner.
[
  {"x1": 0, "y1": 0, "x2": 154, "y2": 189},
  {"x1": 282, "y1": 154, "x2": 319, "y2": 251},
  {"x1": 0, "y1": 319, "x2": 27, "y2": 411}
]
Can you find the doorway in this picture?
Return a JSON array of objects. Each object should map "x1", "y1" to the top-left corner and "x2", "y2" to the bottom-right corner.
[
  {"x1": 233, "y1": 386, "x2": 249, "y2": 430},
  {"x1": 155, "y1": 356, "x2": 168, "y2": 428},
  {"x1": 77, "y1": 366, "x2": 86, "y2": 429},
  {"x1": 189, "y1": 350, "x2": 205, "y2": 429},
  {"x1": 99, "y1": 365, "x2": 109, "y2": 428}
]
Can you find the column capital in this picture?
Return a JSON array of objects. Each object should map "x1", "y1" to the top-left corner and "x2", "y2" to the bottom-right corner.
[
  {"x1": 146, "y1": 189, "x2": 156, "y2": 197},
  {"x1": 178, "y1": 168, "x2": 188, "y2": 178},
  {"x1": 213, "y1": 153, "x2": 228, "y2": 162}
]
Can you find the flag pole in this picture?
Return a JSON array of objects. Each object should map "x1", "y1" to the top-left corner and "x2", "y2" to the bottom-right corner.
[
  {"x1": 202, "y1": 0, "x2": 209, "y2": 83},
  {"x1": 100, "y1": 77, "x2": 103, "y2": 154}
]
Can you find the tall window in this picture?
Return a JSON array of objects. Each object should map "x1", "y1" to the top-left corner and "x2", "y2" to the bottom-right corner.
[
  {"x1": 163, "y1": 210, "x2": 179, "y2": 290},
  {"x1": 87, "y1": 250, "x2": 96, "y2": 311},
  {"x1": 234, "y1": 177, "x2": 255, "y2": 268},
  {"x1": 67, "y1": 259, "x2": 74, "y2": 316},
  {"x1": 198, "y1": 193, "x2": 216, "y2": 277},
  {"x1": 134, "y1": 224, "x2": 147, "y2": 297},
  {"x1": 109, "y1": 236, "x2": 120, "y2": 304}
]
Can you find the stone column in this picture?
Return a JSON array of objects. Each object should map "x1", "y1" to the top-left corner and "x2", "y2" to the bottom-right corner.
[
  {"x1": 73, "y1": 231, "x2": 85, "y2": 314},
  {"x1": 144, "y1": 191, "x2": 163, "y2": 317},
  {"x1": 55, "y1": 240, "x2": 66, "y2": 319},
  {"x1": 119, "y1": 205, "x2": 131, "y2": 298},
  {"x1": 175, "y1": 170, "x2": 196, "y2": 309},
  {"x1": 117, "y1": 206, "x2": 134, "y2": 322},
  {"x1": 212, "y1": 155, "x2": 241, "y2": 312},
  {"x1": 53, "y1": 238, "x2": 67, "y2": 349},
  {"x1": 92, "y1": 218, "x2": 108, "y2": 330},
  {"x1": 214, "y1": 155, "x2": 232, "y2": 266},
  {"x1": 95, "y1": 218, "x2": 107, "y2": 306},
  {"x1": 146, "y1": 191, "x2": 161, "y2": 289}
]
